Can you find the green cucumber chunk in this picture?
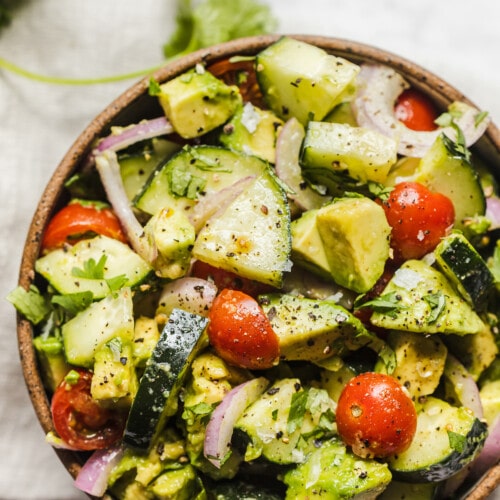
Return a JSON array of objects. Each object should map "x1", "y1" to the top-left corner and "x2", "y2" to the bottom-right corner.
[
  {"x1": 255, "y1": 36, "x2": 359, "y2": 125},
  {"x1": 123, "y1": 309, "x2": 208, "y2": 450},
  {"x1": 35, "y1": 235, "x2": 152, "y2": 299},
  {"x1": 134, "y1": 145, "x2": 267, "y2": 216},
  {"x1": 435, "y1": 231, "x2": 494, "y2": 311},
  {"x1": 62, "y1": 287, "x2": 134, "y2": 367},
  {"x1": 387, "y1": 397, "x2": 487, "y2": 482},
  {"x1": 192, "y1": 168, "x2": 291, "y2": 288},
  {"x1": 414, "y1": 135, "x2": 485, "y2": 230}
]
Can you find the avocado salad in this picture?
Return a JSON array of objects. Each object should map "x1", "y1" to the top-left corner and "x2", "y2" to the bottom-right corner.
[{"x1": 10, "y1": 36, "x2": 500, "y2": 499}]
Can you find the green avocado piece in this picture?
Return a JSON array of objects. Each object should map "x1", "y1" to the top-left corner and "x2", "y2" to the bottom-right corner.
[
  {"x1": 291, "y1": 209, "x2": 331, "y2": 279},
  {"x1": 283, "y1": 438, "x2": 392, "y2": 499},
  {"x1": 158, "y1": 68, "x2": 242, "y2": 138},
  {"x1": 260, "y1": 293, "x2": 371, "y2": 361},
  {"x1": 370, "y1": 260, "x2": 485, "y2": 335},
  {"x1": 219, "y1": 103, "x2": 283, "y2": 163},
  {"x1": 316, "y1": 197, "x2": 391, "y2": 293}
]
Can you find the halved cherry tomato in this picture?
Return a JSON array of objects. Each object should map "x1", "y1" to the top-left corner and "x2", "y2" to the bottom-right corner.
[
  {"x1": 207, "y1": 58, "x2": 265, "y2": 107},
  {"x1": 51, "y1": 369, "x2": 126, "y2": 451},
  {"x1": 41, "y1": 200, "x2": 127, "y2": 252},
  {"x1": 394, "y1": 88, "x2": 439, "y2": 131},
  {"x1": 191, "y1": 260, "x2": 273, "y2": 298},
  {"x1": 378, "y1": 182, "x2": 455, "y2": 262},
  {"x1": 207, "y1": 289, "x2": 280, "y2": 370},
  {"x1": 336, "y1": 372, "x2": 417, "y2": 458}
]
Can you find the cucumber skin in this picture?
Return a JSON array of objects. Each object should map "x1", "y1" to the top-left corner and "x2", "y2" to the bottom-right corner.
[{"x1": 123, "y1": 309, "x2": 208, "y2": 450}]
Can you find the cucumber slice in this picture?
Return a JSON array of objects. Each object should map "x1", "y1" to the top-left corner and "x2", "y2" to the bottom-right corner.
[
  {"x1": 414, "y1": 135, "x2": 486, "y2": 230},
  {"x1": 192, "y1": 169, "x2": 291, "y2": 287},
  {"x1": 255, "y1": 36, "x2": 359, "y2": 125},
  {"x1": 123, "y1": 309, "x2": 208, "y2": 450},
  {"x1": 301, "y1": 121, "x2": 397, "y2": 183},
  {"x1": 435, "y1": 232, "x2": 494, "y2": 311},
  {"x1": 62, "y1": 287, "x2": 134, "y2": 367},
  {"x1": 35, "y1": 235, "x2": 152, "y2": 299},
  {"x1": 387, "y1": 397, "x2": 487, "y2": 482},
  {"x1": 134, "y1": 145, "x2": 267, "y2": 216}
]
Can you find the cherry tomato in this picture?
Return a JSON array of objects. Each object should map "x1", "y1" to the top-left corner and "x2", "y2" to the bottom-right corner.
[
  {"x1": 208, "y1": 289, "x2": 280, "y2": 370},
  {"x1": 336, "y1": 372, "x2": 417, "y2": 458},
  {"x1": 394, "y1": 88, "x2": 439, "y2": 131},
  {"x1": 41, "y1": 200, "x2": 127, "y2": 252},
  {"x1": 191, "y1": 260, "x2": 273, "y2": 297},
  {"x1": 207, "y1": 58, "x2": 265, "y2": 107},
  {"x1": 51, "y1": 369, "x2": 126, "y2": 451},
  {"x1": 378, "y1": 182, "x2": 455, "y2": 262}
]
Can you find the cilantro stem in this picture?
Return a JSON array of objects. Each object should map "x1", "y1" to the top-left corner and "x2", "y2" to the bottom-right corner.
[{"x1": 0, "y1": 56, "x2": 167, "y2": 85}]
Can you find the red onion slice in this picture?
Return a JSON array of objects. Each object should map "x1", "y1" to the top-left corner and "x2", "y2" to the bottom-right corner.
[
  {"x1": 74, "y1": 445, "x2": 124, "y2": 497},
  {"x1": 444, "y1": 354, "x2": 484, "y2": 419},
  {"x1": 95, "y1": 150, "x2": 156, "y2": 263},
  {"x1": 204, "y1": 377, "x2": 269, "y2": 468},
  {"x1": 353, "y1": 64, "x2": 490, "y2": 157},
  {"x1": 188, "y1": 176, "x2": 256, "y2": 233},
  {"x1": 486, "y1": 197, "x2": 500, "y2": 229},
  {"x1": 156, "y1": 277, "x2": 217, "y2": 318},
  {"x1": 275, "y1": 117, "x2": 329, "y2": 211},
  {"x1": 95, "y1": 117, "x2": 174, "y2": 154}
]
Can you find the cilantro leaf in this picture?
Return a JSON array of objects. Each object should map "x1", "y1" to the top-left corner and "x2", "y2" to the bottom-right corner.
[
  {"x1": 164, "y1": 0, "x2": 278, "y2": 59},
  {"x1": 423, "y1": 291, "x2": 446, "y2": 324},
  {"x1": 51, "y1": 291, "x2": 94, "y2": 316},
  {"x1": 447, "y1": 430, "x2": 467, "y2": 453},
  {"x1": 287, "y1": 389, "x2": 308, "y2": 434},
  {"x1": 7, "y1": 285, "x2": 51, "y2": 324},
  {"x1": 354, "y1": 291, "x2": 407, "y2": 319},
  {"x1": 72, "y1": 255, "x2": 107, "y2": 280}
]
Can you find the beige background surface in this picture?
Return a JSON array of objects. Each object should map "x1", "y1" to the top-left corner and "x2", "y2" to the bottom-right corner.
[{"x1": 0, "y1": 1, "x2": 498, "y2": 498}]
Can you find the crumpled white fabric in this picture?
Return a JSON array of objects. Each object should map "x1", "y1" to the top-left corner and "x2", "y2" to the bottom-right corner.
[{"x1": 0, "y1": 0, "x2": 498, "y2": 499}]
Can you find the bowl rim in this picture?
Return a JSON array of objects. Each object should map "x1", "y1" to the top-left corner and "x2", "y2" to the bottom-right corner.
[{"x1": 16, "y1": 33, "x2": 500, "y2": 498}]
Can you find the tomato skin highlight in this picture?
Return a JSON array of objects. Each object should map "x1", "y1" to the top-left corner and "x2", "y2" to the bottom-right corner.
[
  {"x1": 41, "y1": 201, "x2": 127, "y2": 252},
  {"x1": 51, "y1": 369, "x2": 126, "y2": 451},
  {"x1": 336, "y1": 372, "x2": 417, "y2": 458},
  {"x1": 208, "y1": 289, "x2": 280, "y2": 370},
  {"x1": 394, "y1": 88, "x2": 439, "y2": 131},
  {"x1": 378, "y1": 182, "x2": 455, "y2": 262}
]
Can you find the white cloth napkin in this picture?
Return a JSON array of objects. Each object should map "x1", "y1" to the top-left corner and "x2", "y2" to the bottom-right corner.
[{"x1": 0, "y1": 1, "x2": 498, "y2": 498}]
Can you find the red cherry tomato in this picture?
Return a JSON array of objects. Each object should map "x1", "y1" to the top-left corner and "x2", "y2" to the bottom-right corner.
[
  {"x1": 336, "y1": 372, "x2": 417, "y2": 458},
  {"x1": 41, "y1": 201, "x2": 127, "y2": 252},
  {"x1": 191, "y1": 261, "x2": 273, "y2": 297},
  {"x1": 51, "y1": 369, "x2": 126, "y2": 451},
  {"x1": 394, "y1": 88, "x2": 439, "y2": 131},
  {"x1": 378, "y1": 182, "x2": 455, "y2": 262},
  {"x1": 208, "y1": 289, "x2": 280, "y2": 370}
]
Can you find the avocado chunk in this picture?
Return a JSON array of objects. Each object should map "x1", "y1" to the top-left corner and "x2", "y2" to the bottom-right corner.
[
  {"x1": 316, "y1": 197, "x2": 391, "y2": 293},
  {"x1": 301, "y1": 121, "x2": 398, "y2": 183},
  {"x1": 291, "y1": 209, "x2": 331, "y2": 279},
  {"x1": 91, "y1": 338, "x2": 138, "y2": 405},
  {"x1": 33, "y1": 336, "x2": 70, "y2": 392},
  {"x1": 260, "y1": 293, "x2": 371, "y2": 361},
  {"x1": 370, "y1": 260, "x2": 485, "y2": 335},
  {"x1": 479, "y1": 380, "x2": 500, "y2": 426},
  {"x1": 219, "y1": 102, "x2": 283, "y2": 163},
  {"x1": 144, "y1": 207, "x2": 195, "y2": 279},
  {"x1": 149, "y1": 465, "x2": 202, "y2": 500},
  {"x1": 283, "y1": 438, "x2": 392, "y2": 499},
  {"x1": 157, "y1": 67, "x2": 242, "y2": 139}
]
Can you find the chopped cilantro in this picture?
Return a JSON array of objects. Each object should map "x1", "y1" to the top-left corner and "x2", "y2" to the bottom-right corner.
[
  {"x1": 287, "y1": 389, "x2": 308, "y2": 434},
  {"x1": 148, "y1": 78, "x2": 163, "y2": 97},
  {"x1": 354, "y1": 291, "x2": 407, "y2": 319},
  {"x1": 423, "y1": 291, "x2": 446, "y2": 324},
  {"x1": 51, "y1": 291, "x2": 94, "y2": 316},
  {"x1": 447, "y1": 430, "x2": 467, "y2": 453},
  {"x1": 72, "y1": 255, "x2": 107, "y2": 280}
]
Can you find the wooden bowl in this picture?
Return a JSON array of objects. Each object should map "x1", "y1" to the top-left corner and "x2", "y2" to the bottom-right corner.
[{"x1": 16, "y1": 34, "x2": 500, "y2": 499}]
